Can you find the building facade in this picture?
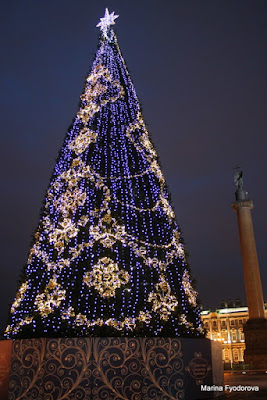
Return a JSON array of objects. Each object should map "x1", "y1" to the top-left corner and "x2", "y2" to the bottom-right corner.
[{"x1": 201, "y1": 302, "x2": 267, "y2": 365}]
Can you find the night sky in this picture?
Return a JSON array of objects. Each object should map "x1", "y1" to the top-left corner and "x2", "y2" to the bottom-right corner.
[{"x1": 1, "y1": 0, "x2": 267, "y2": 334}]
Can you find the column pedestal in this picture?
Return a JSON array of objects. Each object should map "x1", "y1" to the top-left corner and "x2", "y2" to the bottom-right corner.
[{"x1": 243, "y1": 319, "x2": 267, "y2": 369}]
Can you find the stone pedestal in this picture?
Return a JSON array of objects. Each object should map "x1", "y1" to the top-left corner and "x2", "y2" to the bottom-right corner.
[
  {"x1": 0, "y1": 340, "x2": 12, "y2": 400},
  {"x1": 243, "y1": 319, "x2": 267, "y2": 369},
  {"x1": 8, "y1": 337, "x2": 223, "y2": 400}
]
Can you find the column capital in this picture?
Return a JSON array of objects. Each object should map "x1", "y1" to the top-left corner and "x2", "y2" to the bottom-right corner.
[{"x1": 231, "y1": 200, "x2": 254, "y2": 212}]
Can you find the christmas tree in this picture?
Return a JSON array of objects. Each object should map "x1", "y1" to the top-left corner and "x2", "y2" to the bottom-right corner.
[{"x1": 5, "y1": 9, "x2": 203, "y2": 339}]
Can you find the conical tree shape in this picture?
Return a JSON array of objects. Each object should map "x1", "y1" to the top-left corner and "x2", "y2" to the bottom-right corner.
[{"x1": 5, "y1": 12, "x2": 203, "y2": 339}]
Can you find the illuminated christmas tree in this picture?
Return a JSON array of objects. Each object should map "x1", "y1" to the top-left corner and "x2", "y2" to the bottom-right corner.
[{"x1": 5, "y1": 9, "x2": 203, "y2": 339}]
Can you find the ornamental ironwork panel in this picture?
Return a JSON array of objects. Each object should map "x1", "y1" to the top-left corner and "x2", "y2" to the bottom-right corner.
[{"x1": 8, "y1": 337, "x2": 222, "y2": 399}]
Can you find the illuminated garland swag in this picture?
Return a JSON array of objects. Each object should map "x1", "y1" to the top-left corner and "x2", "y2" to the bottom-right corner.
[{"x1": 5, "y1": 18, "x2": 203, "y2": 338}]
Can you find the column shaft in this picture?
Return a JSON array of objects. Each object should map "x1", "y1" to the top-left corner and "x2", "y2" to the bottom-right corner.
[{"x1": 235, "y1": 204, "x2": 265, "y2": 319}]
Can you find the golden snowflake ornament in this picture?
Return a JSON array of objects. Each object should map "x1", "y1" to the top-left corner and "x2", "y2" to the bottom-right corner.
[{"x1": 84, "y1": 257, "x2": 129, "y2": 298}]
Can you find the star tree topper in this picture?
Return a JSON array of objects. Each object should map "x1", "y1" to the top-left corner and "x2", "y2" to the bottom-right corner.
[{"x1": 96, "y1": 8, "x2": 119, "y2": 38}]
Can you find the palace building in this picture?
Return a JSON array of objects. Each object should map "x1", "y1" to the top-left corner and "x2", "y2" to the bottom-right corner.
[{"x1": 201, "y1": 301, "x2": 267, "y2": 365}]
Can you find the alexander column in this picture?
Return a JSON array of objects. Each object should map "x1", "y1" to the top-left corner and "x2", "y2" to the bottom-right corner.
[{"x1": 232, "y1": 167, "x2": 267, "y2": 369}]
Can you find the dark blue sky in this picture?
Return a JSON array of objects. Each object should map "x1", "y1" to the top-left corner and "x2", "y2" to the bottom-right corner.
[{"x1": 1, "y1": 0, "x2": 267, "y2": 333}]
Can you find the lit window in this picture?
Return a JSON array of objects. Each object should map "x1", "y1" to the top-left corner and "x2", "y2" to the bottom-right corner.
[
  {"x1": 222, "y1": 330, "x2": 228, "y2": 341},
  {"x1": 232, "y1": 330, "x2": 237, "y2": 342},
  {"x1": 233, "y1": 349, "x2": 239, "y2": 362}
]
